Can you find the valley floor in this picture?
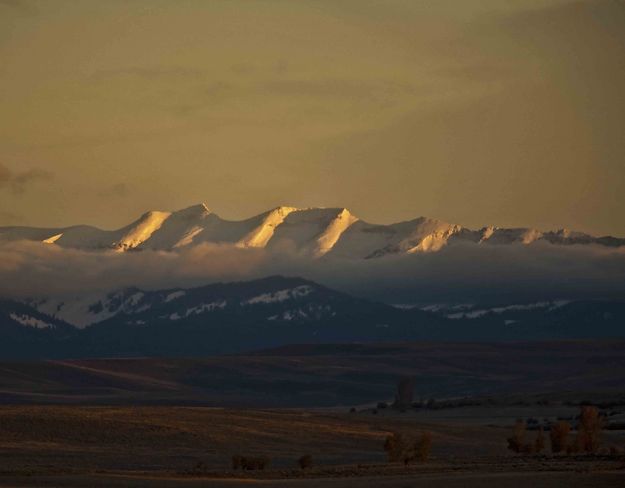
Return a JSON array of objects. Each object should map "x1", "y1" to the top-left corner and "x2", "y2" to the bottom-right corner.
[
  {"x1": 0, "y1": 405, "x2": 623, "y2": 487},
  {"x1": 1, "y1": 341, "x2": 625, "y2": 407}
]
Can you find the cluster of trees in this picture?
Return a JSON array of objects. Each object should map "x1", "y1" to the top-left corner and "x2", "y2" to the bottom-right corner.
[
  {"x1": 230, "y1": 429, "x2": 435, "y2": 473},
  {"x1": 384, "y1": 431, "x2": 432, "y2": 465},
  {"x1": 371, "y1": 378, "x2": 487, "y2": 414},
  {"x1": 554, "y1": 406, "x2": 603, "y2": 454},
  {"x1": 508, "y1": 406, "x2": 606, "y2": 455}
]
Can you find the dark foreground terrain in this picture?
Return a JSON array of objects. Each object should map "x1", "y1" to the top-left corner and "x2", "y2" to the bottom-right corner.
[
  {"x1": 0, "y1": 405, "x2": 624, "y2": 487},
  {"x1": 1, "y1": 341, "x2": 624, "y2": 486},
  {"x1": 1, "y1": 471, "x2": 624, "y2": 488},
  {"x1": 0, "y1": 341, "x2": 624, "y2": 406}
]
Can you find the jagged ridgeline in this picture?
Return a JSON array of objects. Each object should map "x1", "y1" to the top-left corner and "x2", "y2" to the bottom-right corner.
[{"x1": 1, "y1": 204, "x2": 623, "y2": 258}]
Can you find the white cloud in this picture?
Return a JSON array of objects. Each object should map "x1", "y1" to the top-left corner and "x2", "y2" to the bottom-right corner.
[{"x1": 0, "y1": 239, "x2": 624, "y2": 304}]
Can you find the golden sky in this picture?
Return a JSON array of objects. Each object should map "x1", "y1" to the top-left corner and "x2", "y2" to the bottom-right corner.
[{"x1": 1, "y1": 0, "x2": 624, "y2": 235}]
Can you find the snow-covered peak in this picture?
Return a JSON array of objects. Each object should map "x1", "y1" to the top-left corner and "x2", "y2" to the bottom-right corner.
[
  {"x1": 172, "y1": 203, "x2": 212, "y2": 218},
  {"x1": 2, "y1": 204, "x2": 623, "y2": 257},
  {"x1": 266, "y1": 207, "x2": 360, "y2": 256},
  {"x1": 552, "y1": 228, "x2": 589, "y2": 239},
  {"x1": 478, "y1": 227, "x2": 542, "y2": 245},
  {"x1": 313, "y1": 208, "x2": 359, "y2": 257},
  {"x1": 114, "y1": 210, "x2": 172, "y2": 251},
  {"x1": 237, "y1": 206, "x2": 299, "y2": 248}
]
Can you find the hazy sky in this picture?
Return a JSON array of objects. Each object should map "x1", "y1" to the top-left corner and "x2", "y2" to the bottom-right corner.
[{"x1": 1, "y1": 0, "x2": 624, "y2": 235}]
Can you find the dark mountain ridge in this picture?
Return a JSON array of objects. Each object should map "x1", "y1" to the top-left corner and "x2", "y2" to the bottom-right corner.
[{"x1": 1, "y1": 276, "x2": 624, "y2": 359}]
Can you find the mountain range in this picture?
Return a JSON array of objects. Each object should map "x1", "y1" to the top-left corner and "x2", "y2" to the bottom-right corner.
[
  {"x1": 2, "y1": 276, "x2": 624, "y2": 359},
  {"x1": 2, "y1": 205, "x2": 623, "y2": 358},
  {"x1": 1, "y1": 204, "x2": 623, "y2": 258}
]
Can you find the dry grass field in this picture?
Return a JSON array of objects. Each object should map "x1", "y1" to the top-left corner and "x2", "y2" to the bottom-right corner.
[
  {"x1": 1, "y1": 341, "x2": 624, "y2": 407},
  {"x1": 0, "y1": 342, "x2": 624, "y2": 486},
  {"x1": 0, "y1": 405, "x2": 623, "y2": 487}
]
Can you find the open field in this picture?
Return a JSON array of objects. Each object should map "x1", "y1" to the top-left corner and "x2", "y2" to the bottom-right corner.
[
  {"x1": 0, "y1": 341, "x2": 624, "y2": 407},
  {"x1": 1, "y1": 342, "x2": 624, "y2": 486},
  {"x1": 0, "y1": 405, "x2": 624, "y2": 487}
]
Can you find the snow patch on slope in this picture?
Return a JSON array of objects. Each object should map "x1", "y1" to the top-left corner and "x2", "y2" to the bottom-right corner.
[
  {"x1": 173, "y1": 226, "x2": 204, "y2": 248},
  {"x1": 164, "y1": 290, "x2": 186, "y2": 303},
  {"x1": 185, "y1": 301, "x2": 227, "y2": 315},
  {"x1": 243, "y1": 285, "x2": 313, "y2": 305},
  {"x1": 31, "y1": 290, "x2": 146, "y2": 328},
  {"x1": 10, "y1": 313, "x2": 54, "y2": 329},
  {"x1": 43, "y1": 233, "x2": 63, "y2": 244},
  {"x1": 447, "y1": 300, "x2": 571, "y2": 319}
]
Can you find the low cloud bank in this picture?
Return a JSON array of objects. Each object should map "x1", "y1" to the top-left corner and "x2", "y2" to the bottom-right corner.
[{"x1": 0, "y1": 240, "x2": 624, "y2": 304}]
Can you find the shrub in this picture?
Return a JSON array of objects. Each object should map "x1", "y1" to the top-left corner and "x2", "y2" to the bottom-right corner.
[
  {"x1": 384, "y1": 432, "x2": 406, "y2": 463},
  {"x1": 550, "y1": 421, "x2": 571, "y2": 453},
  {"x1": 507, "y1": 420, "x2": 527, "y2": 453},
  {"x1": 576, "y1": 406, "x2": 602, "y2": 453},
  {"x1": 415, "y1": 431, "x2": 432, "y2": 462},
  {"x1": 232, "y1": 455, "x2": 242, "y2": 470},
  {"x1": 507, "y1": 421, "x2": 546, "y2": 454},
  {"x1": 384, "y1": 431, "x2": 432, "y2": 464},
  {"x1": 298, "y1": 454, "x2": 313, "y2": 470}
]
